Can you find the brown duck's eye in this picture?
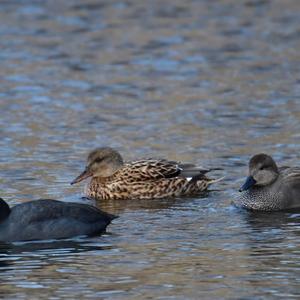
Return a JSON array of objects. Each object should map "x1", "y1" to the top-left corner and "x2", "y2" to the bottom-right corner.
[{"x1": 95, "y1": 158, "x2": 104, "y2": 163}]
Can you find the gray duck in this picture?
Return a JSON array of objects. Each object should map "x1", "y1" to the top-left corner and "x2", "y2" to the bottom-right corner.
[{"x1": 237, "y1": 153, "x2": 300, "y2": 211}]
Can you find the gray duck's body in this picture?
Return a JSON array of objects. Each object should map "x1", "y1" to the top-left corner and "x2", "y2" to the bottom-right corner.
[
  {"x1": 0, "y1": 198, "x2": 116, "y2": 242},
  {"x1": 236, "y1": 153, "x2": 300, "y2": 211}
]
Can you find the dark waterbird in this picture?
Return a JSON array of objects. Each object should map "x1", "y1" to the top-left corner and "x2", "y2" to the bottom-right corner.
[
  {"x1": 0, "y1": 198, "x2": 117, "y2": 242},
  {"x1": 236, "y1": 153, "x2": 300, "y2": 211}
]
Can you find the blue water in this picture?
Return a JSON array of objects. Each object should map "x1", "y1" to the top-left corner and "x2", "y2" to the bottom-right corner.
[{"x1": 1, "y1": 0, "x2": 300, "y2": 299}]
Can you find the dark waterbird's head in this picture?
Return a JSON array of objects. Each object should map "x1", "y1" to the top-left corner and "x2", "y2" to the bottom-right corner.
[
  {"x1": 0, "y1": 198, "x2": 11, "y2": 222},
  {"x1": 71, "y1": 147, "x2": 124, "y2": 185},
  {"x1": 239, "y1": 154, "x2": 279, "y2": 192}
]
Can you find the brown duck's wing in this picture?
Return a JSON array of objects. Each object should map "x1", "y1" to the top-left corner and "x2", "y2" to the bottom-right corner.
[
  {"x1": 121, "y1": 159, "x2": 182, "y2": 180},
  {"x1": 120, "y1": 159, "x2": 210, "y2": 181}
]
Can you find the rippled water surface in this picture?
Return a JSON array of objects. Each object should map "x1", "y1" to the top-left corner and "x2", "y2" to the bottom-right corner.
[{"x1": 1, "y1": 0, "x2": 300, "y2": 299}]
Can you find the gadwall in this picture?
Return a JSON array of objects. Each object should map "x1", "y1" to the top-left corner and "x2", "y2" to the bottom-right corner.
[
  {"x1": 71, "y1": 147, "x2": 222, "y2": 200},
  {"x1": 0, "y1": 198, "x2": 117, "y2": 242},
  {"x1": 236, "y1": 153, "x2": 300, "y2": 211}
]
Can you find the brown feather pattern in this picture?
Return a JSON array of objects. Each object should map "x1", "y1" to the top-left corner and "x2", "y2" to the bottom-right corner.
[{"x1": 86, "y1": 158, "x2": 215, "y2": 200}]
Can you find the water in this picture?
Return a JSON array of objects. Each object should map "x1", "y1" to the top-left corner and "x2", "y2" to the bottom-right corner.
[{"x1": 1, "y1": 0, "x2": 300, "y2": 299}]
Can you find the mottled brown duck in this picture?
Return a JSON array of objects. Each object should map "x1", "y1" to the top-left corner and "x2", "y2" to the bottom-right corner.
[{"x1": 71, "y1": 147, "x2": 222, "y2": 200}]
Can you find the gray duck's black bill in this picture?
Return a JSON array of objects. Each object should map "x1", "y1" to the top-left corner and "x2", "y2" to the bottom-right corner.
[{"x1": 239, "y1": 176, "x2": 256, "y2": 192}]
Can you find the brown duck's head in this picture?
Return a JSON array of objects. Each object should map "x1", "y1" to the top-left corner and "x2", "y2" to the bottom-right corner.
[
  {"x1": 71, "y1": 147, "x2": 124, "y2": 185},
  {"x1": 239, "y1": 153, "x2": 279, "y2": 192}
]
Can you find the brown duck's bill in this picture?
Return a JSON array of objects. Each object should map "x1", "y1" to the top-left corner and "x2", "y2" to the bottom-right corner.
[{"x1": 70, "y1": 169, "x2": 92, "y2": 185}]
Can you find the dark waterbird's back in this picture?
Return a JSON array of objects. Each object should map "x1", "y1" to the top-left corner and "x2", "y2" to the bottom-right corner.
[{"x1": 0, "y1": 199, "x2": 117, "y2": 242}]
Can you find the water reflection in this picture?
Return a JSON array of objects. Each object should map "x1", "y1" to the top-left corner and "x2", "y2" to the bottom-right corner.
[
  {"x1": 0, "y1": 237, "x2": 115, "y2": 272},
  {"x1": 94, "y1": 193, "x2": 211, "y2": 214},
  {"x1": 238, "y1": 211, "x2": 300, "y2": 298},
  {"x1": 0, "y1": 238, "x2": 114, "y2": 256},
  {"x1": 245, "y1": 211, "x2": 300, "y2": 231}
]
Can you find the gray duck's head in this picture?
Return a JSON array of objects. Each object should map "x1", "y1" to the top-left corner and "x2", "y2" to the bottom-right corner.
[
  {"x1": 239, "y1": 153, "x2": 279, "y2": 192},
  {"x1": 71, "y1": 147, "x2": 124, "y2": 185}
]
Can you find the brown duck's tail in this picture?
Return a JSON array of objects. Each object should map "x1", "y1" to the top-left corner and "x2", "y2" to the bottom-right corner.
[
  {"x1": 179, "y1": 164, "x2": 223, "y2": 178},
  {"x1": 187, "y1": 173, "x2": 224, "y2": 184},
  {"x1": 207, "y1": 176, "x2": 225, "y2": 185}
]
